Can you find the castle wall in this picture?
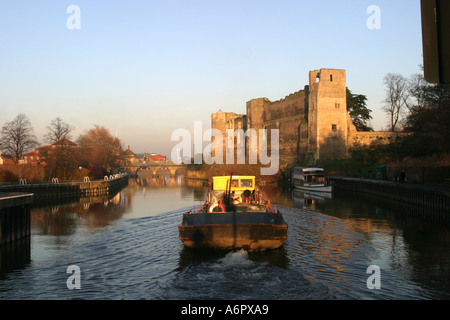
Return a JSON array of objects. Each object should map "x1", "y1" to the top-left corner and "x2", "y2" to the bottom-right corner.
[
  {"x1": 350, "y1": 131, "x2": 397, "y2": 147},
  {"x1": 261, "y1": 90, "x2": 307, "y2": 167},
  {"x1": 211, "y1": 68, "x2": 397, "y2": 172},
  {"x1": 210, "y1": 110, "x2": 246, "y2": 161},
  {"x1": 246, "y1": 98, "x2": 268, "y2": 130},
  {"x1": 211, "y1": 110, "x2": 245, "y2": 133}
]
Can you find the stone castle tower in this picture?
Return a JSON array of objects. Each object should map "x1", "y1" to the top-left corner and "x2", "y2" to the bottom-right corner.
[
  {"x1": 308, "y1": 69, "x2": 349, "y2": 160},
  {"x1": 211, "y1": 68, "x2": 394, "y2": 170}
]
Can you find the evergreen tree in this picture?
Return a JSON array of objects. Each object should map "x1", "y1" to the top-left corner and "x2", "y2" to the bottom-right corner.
[{"x1": 346, "y1": 88, "x2": 373, "y2": 131}]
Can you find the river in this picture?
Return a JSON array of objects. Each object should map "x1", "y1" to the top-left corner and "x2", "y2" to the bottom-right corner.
[{"x1": 1, "y1": 175, "x2": 450, "y2": 301}]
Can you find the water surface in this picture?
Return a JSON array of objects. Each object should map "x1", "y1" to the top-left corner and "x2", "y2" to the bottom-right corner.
[{"x1": 1, "y1": 176, "x2": 450, "y2": 300}]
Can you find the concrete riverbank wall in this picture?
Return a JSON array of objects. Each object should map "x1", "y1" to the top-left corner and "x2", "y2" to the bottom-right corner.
[
  {"x1": 0, "y1": 174, "x2": 129, "y2": 200},
  {"x1": 0, "y1": 174, "x2": 128, "y2": 246},
  {"x1": 0, "y1": 193, "x2": 32, "y2": 246},
  {"x1": 329, "y1": 176, "x2": 450, "y2": 224}
]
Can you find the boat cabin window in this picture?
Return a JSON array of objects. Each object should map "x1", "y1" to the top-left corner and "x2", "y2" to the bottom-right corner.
[
  {"x1": 240, "y1": 179, "x2": 253, "y2": 188},
  {"x1": 213, "y1": 176, "x2": 256, "y2": 191}
]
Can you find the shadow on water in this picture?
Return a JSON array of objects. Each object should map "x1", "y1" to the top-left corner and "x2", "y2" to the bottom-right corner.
[{"x1": 0, "y1": 238, "x2": 31, "y2": 278}]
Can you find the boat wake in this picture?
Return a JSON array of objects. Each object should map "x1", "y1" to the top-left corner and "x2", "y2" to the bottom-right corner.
[{"x1": 217, "y1": 249, "x2": 254, "y2": 267}]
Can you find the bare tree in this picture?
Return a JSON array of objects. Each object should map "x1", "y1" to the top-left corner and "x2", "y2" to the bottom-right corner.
[
  {"x1": 383, "y1": 73, "x2": 412, "y2": 132},
  {"x1": 0, "y1": 114, "x2": 38, "y2": 162},
  {"x1": 42, "y1": 117, "x2": 77, "y2": 180},
  {"x1": 408, "y1": 73, "x2": 431, "y2": 109},
  {"x1": 45, "y1": 117, "x2": 74, "y2": 144}
]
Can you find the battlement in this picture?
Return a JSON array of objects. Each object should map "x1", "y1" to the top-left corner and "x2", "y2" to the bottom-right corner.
[
  {"x1": 211, "y1": 68, "x2": 395, "y2": 168},
  {"x1": 309, "y1": 68, "x2": 346, "y2": 87}
]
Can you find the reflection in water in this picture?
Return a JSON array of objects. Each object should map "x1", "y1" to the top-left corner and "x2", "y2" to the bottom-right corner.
[
  {"x1": 31, "y1": 191, "x2": 130, "y2": 236},
  {"x1": 1, "y1": 177, "x2": 450, "y2": 299},
  {"x1": 280, "y1": 185, "x2": 450, "y2": 299},
  {"x1": 291, "y1": 189, "x2": 332, "y2": 210},
  {"x1": 29, "y1": 175, "x2": 209, "y2": 238}
]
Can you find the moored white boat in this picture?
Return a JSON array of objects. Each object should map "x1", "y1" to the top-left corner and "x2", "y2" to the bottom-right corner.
[{"x1": 291, "y1": 167, "x2": 333, "y2": 193}]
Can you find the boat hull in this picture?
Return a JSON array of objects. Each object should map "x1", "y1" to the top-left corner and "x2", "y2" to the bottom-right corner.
[
  {"x1": 178, "y1": 212, "x2": 287, "y2": 251},
  {"x1": 293, "y1": 184, "x2": 332, "y2": 193}
]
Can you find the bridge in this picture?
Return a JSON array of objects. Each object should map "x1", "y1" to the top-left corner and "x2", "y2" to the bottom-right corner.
[{"x1": 127, "y1": 162, "x2": 188, "y2": 177}]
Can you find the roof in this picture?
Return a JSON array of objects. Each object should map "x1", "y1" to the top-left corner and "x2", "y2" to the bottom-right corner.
[
  {"x1": 24, "y1": 145, "x2": 53, "y2": 156},
  {"x1": 52, "y1": 138, "x2": 77, "y2": 147},
  {"x1": 123, "y1": 145, "x2": 135, "y2": 156}
]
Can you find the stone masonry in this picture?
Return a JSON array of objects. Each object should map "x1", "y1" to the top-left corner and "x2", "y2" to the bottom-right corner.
[{"x1": 211, "y1": 68, "x2": 395, "y2": 171}]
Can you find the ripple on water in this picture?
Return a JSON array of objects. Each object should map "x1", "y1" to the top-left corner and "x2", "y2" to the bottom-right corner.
[{"x1": 2, "y1": 197, "x2": 449, "y2": 300}]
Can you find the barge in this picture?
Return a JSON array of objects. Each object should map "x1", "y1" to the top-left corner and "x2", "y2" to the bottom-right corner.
[{"x1": 178, "y1": 175, "x2": 287, "y2": 251}]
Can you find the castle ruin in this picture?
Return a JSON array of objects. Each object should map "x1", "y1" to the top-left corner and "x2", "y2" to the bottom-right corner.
[{"x1": 211, "y1": 68, "x2": 394, "y2": 171}]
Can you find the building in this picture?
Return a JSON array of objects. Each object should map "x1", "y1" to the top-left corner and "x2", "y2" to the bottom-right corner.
[
  {"x1": 132, "y1": 152, "x2": 167, "y2": 163},
  {"x1": 0, "y1": 152, "x2": 14, "y2": 166},
  {"x1": 123, "y1": 145, "x2": 135, "y2": 164},
  {"x1": 52, "y1": 138, "x2": 77, "y2": 148},
  {"x1": 211, "y1": 68, "x2": 395, "y2": 170},
  {"x1": 21, "y1": 139, "x2": 78, "y2": 165},
  {"x1": 146, "y1": 154, "x2": 166, "y2": 162},
  {"x1": 21, "y1": 146, "x2": 50, "y2": 165}
]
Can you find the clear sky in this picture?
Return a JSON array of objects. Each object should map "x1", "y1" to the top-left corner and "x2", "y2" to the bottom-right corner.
[{"x1": 0, "y1": 0, "x2": 423, "y2": 157}]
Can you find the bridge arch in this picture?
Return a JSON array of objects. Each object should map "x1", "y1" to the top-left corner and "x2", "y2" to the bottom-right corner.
[
  {"x1": 130, "y1": 164, "x2": 187, "y2": 177},
  {"x1": 155, "y1": 167, "x2": 171, "y2": 176},
  {"x1": 135, "y1": 166, "x2": 154, "y2": 177},
  {"x1": 174, "y1": 167, "x2": 187, "y2": 176}
]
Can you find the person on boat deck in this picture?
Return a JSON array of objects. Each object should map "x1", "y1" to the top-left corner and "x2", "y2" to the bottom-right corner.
[
  {"x1": 230, "y1": 191, "x2": 240, "y2": 204},
  {"x1": 256, "y1": 187, "x2": 268, "y2": 202},
  {"x1": 242, "y1": 189, "x2": 251, "y2": 203}
]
